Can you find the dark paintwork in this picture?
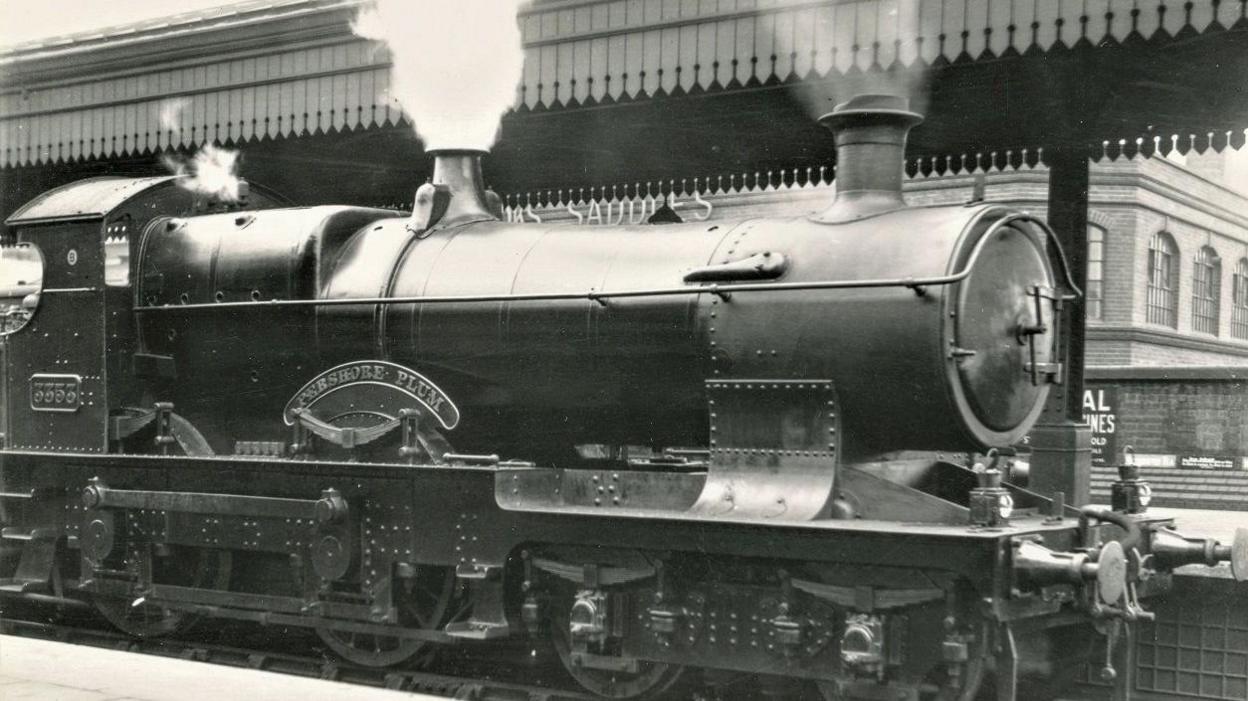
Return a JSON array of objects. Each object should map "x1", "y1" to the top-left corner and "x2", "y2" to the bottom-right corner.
[
  {"x1": 130, "y1": 199, "x2": 1056, "y2": 462},
  {"x1": 1, "y1": 166, "x2": 1228, "y2": 700}
]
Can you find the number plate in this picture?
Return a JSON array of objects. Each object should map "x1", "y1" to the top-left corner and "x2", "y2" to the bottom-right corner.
[{"x1": 30, "y1": 374, "x2": 82, "y2": 413}]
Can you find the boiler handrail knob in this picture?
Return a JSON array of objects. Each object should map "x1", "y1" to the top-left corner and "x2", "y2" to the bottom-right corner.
[{"x1": 82, "y1": 479, "x2": 106, "y2": 509}]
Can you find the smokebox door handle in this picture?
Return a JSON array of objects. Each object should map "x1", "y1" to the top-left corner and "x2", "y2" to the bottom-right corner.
[{"x1": 683, "y1": 252, "x2": 788, "y2": 283}]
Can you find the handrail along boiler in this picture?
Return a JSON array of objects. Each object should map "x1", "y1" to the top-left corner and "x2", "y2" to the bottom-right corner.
[{"x1": 0, "y1": 95, "x2": 1243, "y2": 700}]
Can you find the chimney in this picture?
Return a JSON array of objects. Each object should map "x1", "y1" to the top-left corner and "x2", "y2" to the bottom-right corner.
[
  {"x1": 408, "y1": 149, "x2": 498, "y2": 234},
  {"x1": 813, "y1": 94, "x2": 923, "y2": 224}
]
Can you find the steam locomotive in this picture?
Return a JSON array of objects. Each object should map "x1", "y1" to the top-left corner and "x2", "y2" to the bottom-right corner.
[{"x1": 1, "y1": 95, "x2": 1243, "y2": 700}]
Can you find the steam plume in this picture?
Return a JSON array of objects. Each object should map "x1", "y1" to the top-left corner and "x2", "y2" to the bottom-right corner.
[
  {"x1": 159, "y1": 98, "x2": 244, "y2": 202},
  {"x1": 163, "y1": 145, "x2": 244, "y2": 202},
  {"x1": 353, "y1": 0, "x2": 528, "y2": 151},
  {"x1": 159, "y1": 98, "x2": 189, "y2": 134},
  {"x1": 771, "y1": 6, "x2": 929, "y2": 128}
]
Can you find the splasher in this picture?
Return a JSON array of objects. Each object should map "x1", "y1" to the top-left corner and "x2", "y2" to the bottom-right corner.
[
  {"x1": 158, "y1": 98, "x2": 245, "y2": 202},
  {"x1": 352, "y1": 0, "x2": 528, "y2": 150}
]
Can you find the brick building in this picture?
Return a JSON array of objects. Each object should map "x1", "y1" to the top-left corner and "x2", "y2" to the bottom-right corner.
[{"x1": 1061, "y1": 154, "x2": 1248, "y2": 507}]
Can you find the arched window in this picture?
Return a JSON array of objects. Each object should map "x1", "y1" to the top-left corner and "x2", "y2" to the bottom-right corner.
[
  {"x1": 1233, "y1": 257, "x2": 1248, "y2": 340},
  {"x1": 1191, "y1": 245, "x2": 1221, "y2": 335},
  {"x1": 1146, "y1": 232, "x2": 1178, "y2": 328},
  {"x1": 1086, "y1": 225, "x2": 1106, "y2": 320}
]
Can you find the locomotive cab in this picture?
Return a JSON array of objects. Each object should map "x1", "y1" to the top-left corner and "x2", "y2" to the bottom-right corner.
[{"x1": 0, "y1": 176, "x2": 287, "y2": 453}]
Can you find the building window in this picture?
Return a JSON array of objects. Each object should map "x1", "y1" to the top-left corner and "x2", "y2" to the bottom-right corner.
[
  {"x1": 1146, "y1": 232, "x2": 1178, "y2": 328},
  {"x1": 1087, "y1": 225, "x2": 1105, "y2": 320},
  {"x1": 1233, "y1": 258, "x2": 1248, "y2": 340},
  {"x1": 1191, "y1": 245, "x2": 1221, "y2": 335}
]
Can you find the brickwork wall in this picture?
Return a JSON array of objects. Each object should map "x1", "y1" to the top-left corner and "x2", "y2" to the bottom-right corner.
[
  {"x1": 1181, "y1": 150, "x2": 1229, "y2": 185},
  {"x1": 1084, "y1": 340, "x2": 1133, "y2": 365},
  {"x1": 1091, "y1": 465, "x2": 1248, "y2": 510},
  {"x1": 1088, "y1": 207, "x2": 1139, "y2": 329},
  {"x1": 1085, "y1": 375, "x2": 1248, "y2": 511},
  {"x1": 1094, "y1": 379, "x2": 1248, "y2": 457},
  {"x1": 1128, "y1": 341, "x2": 1248, "y2": 366},
  {"x1": 1129, "y1": 159, "x2": 1248, "y2": 345}
]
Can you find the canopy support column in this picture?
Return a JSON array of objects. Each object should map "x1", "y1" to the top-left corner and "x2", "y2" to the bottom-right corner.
[{"x1": 1027, "y1": 146, "x2": 1092, "y2": 506}]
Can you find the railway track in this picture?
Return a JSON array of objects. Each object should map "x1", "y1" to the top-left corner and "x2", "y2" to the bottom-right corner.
[{"x1": 0, "y1": 608, "x2": 601, "y2": 701}]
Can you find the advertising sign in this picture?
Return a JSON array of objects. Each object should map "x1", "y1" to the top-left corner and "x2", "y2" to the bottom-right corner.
[
  {"x1": 1176, "y1": 455, "x2": 1240, "y2": 471},
  {"x1": 1082, "y1": 387, "x2": 1117, "y2": 467}
]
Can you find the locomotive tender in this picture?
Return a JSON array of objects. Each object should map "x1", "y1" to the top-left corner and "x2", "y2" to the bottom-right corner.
[{"x1": 1, "y1": 95, "x2": 1244, "y2": 700}]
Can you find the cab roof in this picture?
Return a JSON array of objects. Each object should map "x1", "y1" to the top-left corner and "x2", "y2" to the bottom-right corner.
[
  {"x1": 5, "y1": 176, "x2": 181, "y2": 226},
  {"x1": 5, "y1": 175, "x2": 290, "y2": 227}
]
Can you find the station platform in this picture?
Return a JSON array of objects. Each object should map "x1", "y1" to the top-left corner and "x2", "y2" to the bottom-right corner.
[
  {"x1": 0, "y1": 635, "x2": 440, "y2": 701},
  {"x1": 1147, "y1": 506, "x2": 1244, "y2": 542}
]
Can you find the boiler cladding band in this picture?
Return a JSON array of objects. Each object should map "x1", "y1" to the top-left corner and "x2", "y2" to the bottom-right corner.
[{"x1": 133, "y1": 213, "x2": 1082, "y2": 313}]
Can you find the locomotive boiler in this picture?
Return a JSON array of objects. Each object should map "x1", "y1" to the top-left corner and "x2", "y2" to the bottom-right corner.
[
  {"x1": 134, "y1": 95, "x2": 1056, "y2": 466},
  {"x1": 1, "y1": 95, "x2": 1244, "y2": 701}
]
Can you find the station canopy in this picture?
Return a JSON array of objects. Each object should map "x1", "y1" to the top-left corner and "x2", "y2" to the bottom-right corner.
[{"x1": 1, "y1": 0, "x2": 1246, "y2": 199}]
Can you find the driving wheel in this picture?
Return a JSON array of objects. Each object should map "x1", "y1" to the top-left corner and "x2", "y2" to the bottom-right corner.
[
  {"x1": 95, "y1": 546, "x2": 231, "y2": 637},
  {"x1": 550, "y1": 589, "x2": 686, "y2": 699},
  {"x1": 317, "y1": 565, "x2": 461, "y2": 668}
]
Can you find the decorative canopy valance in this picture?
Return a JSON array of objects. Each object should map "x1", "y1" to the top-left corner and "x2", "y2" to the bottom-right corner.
[{"x1": 1, "y1": 0, "x2": 1246, "y2": 168}]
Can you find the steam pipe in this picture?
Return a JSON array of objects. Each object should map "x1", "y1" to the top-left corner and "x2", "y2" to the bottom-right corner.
[{"x1": 1079, "y1": 506, "x2": 1142, "y2": 554}]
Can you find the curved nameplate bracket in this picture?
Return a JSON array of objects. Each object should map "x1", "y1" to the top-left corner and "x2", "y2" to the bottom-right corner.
[{"x1": 283, "y1": 360, "x2": 460, "y2": 431}]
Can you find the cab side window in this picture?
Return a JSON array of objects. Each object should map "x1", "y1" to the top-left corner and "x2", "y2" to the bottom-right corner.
[{"x1": 0, "y1": 242, "x2": 43, "y2": 334}]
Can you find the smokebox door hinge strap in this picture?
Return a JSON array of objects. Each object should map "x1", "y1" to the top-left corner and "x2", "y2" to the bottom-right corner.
[{"x1": 1021, "y1": 285, "x2": 1064, "y2": 386}]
